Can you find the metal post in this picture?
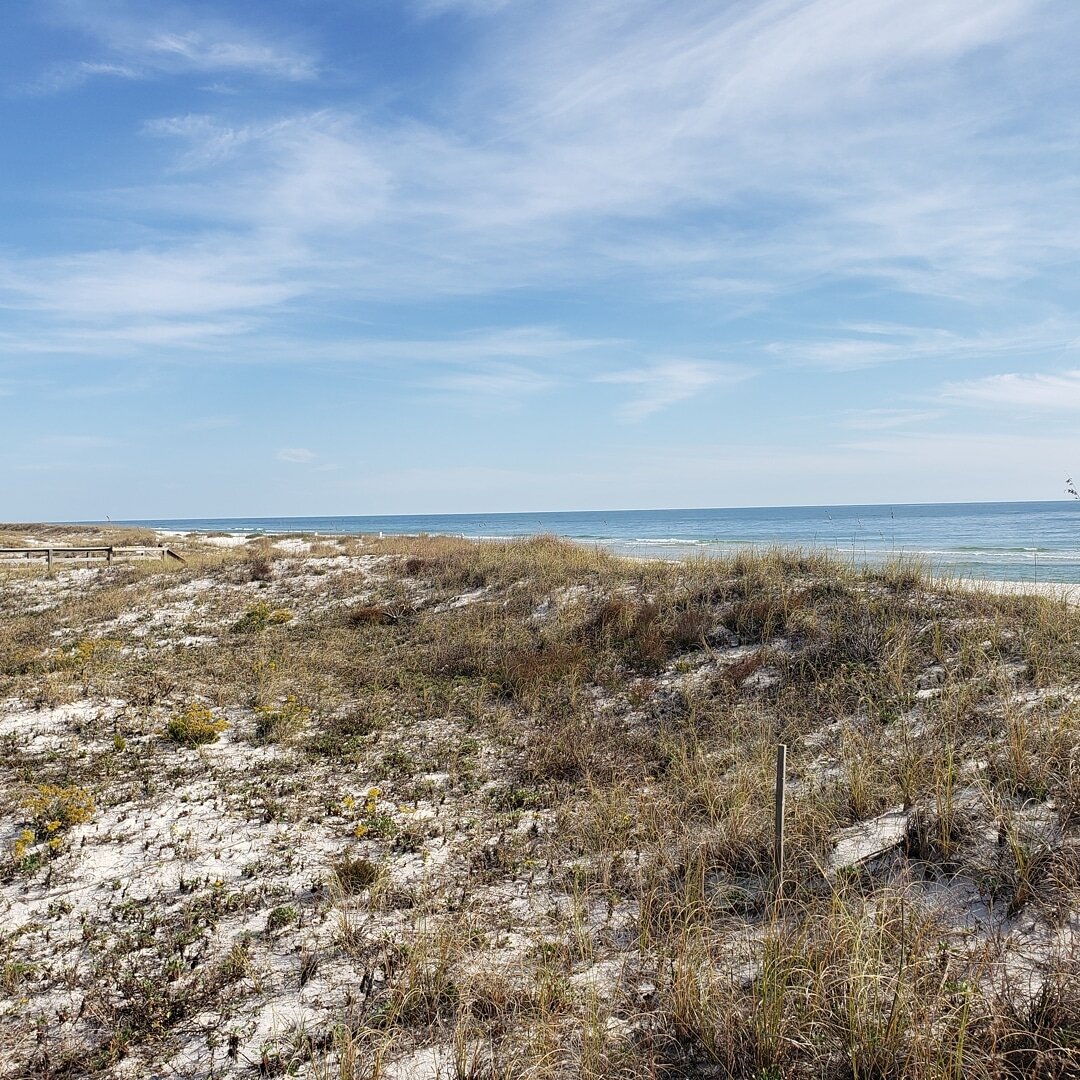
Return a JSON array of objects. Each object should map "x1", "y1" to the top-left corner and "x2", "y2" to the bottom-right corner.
[{"x1": 774, "y1": 743, "x2": 787, "y2": 894}]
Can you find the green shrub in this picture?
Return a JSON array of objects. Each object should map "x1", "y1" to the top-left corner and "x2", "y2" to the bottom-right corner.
[
  {"x1": 266, "y1": 904, "x2": 298, "y2": 933},
  {"x1": 166, "y1": 704, "x2": 228, "y2": 747},
  {"x1": 231, "y1": 603, "x2": 293, "y2": 634},
  {"x1": 11, "y1": 784, "x2": 96, "y2": 869},
  {"x1": 23, "y1": 784, "x2": 95, "y2": 836}
]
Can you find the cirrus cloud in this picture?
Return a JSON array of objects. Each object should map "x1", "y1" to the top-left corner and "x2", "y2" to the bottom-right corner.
[{"x1": 942, "y1": 369, "x2": 1080, "y2": 410}]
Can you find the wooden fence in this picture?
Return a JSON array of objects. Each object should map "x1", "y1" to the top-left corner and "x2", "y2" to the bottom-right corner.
[{"x1": 0, "y1": 546, "x2": 185, "y2": 568}]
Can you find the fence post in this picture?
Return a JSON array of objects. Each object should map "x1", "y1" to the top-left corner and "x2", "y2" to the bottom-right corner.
[{"x1": 774, "y1": 743, "x2": 787, "y2": 895}]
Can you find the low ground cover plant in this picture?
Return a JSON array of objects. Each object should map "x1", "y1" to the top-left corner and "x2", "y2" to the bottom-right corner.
[{"x1": 165, "y1": 703, "x2": 228, "y2": 747}]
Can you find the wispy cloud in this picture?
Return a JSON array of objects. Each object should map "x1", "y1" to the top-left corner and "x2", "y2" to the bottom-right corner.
[
  {"x1": 596, "y1": 360, "x2": 750, "y2": 421},
  {"x1": 767, "y1": 322, "x2": 1080, "y2": 372},
  {"x1": 0, "y1": 241, "x2": 303, "y2": 321},
  {"x1": 8, "y1": 0, "x2": 1080, "y2": 515},
  {"x1": 27, "y1": 1, "x2": 316, "y2": 94},
  {"x1": 140, "y1": 31, "x2": 314, "y2": 80},
  {"x1": 21, "y1": 60, "x2": 140, "y2": 95},
  {"x1": 7, "y1": 0, "x2": 1076, "y2": 352},
  {"x1": 942, "y1": 369, "x2": 1080, "y2": 409},
  {"x1": 277, "y1": 447, "x2": 316, "y2": 464}
]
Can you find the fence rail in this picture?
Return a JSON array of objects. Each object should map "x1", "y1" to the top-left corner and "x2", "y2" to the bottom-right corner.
[{"x1": 0, "y1": 546, "x2": 185, "y2": 568}]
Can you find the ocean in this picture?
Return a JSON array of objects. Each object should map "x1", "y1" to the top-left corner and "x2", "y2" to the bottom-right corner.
[{"x1": 115, "y1": 501, "x2": 1080, "y2": 584}]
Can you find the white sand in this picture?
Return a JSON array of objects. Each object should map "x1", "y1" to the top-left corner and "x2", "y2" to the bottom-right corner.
[{"x1": 943, "y1": 578, "x2": 1080, "y2": 604}]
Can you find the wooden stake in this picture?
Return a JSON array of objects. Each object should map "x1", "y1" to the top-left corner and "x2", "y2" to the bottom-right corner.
[{"x1": 775, "y1": 743, "x2": 787, "y2": 893}]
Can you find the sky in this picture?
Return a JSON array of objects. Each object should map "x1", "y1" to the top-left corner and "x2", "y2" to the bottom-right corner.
[{"x1": 3, "y1": 0, "x2": 1080, "y2": 519}]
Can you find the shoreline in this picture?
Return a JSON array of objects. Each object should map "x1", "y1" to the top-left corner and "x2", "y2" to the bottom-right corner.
[{"x1": 156, "y1": 527, "x2": 1080, "y2": 595}]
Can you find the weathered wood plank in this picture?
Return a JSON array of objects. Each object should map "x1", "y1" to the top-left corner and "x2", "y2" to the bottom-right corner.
[{"x1": 0, "y1": 545, "x2": 185, "y2": 564}]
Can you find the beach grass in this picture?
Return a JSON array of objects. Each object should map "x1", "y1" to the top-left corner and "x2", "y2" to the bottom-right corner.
[{"x1": 2, "y1": 526, "x2": 1080, "y2": 1077}]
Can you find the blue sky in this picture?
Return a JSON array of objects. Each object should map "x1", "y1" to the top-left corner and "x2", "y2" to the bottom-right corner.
[{"x1": 3, "y1": 0, "x2": 1080, "y2": 519}]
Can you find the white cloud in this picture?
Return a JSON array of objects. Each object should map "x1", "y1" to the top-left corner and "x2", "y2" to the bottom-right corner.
[
  {"x1": 769, "y1": 322, "x2": 1080, "y2": 372},
  {"x1": 143, "y1": 115, "x2": 262, "y2": 169},
  {"x1": 21, "y1": 60, "x2": 140, "y2": 95},
  {"x1": 277, "y1": 448, "x2": 316, "y2": 464},
  {"x1": 31, "y1": 1, "x2": 316, "y2": 91},
  {"x1": 142, "y1": 31, "x2": 314, "y2": 80},
  {"x1": 8, "y1": 0, "x2": 1080, "y2": 411},
  {"x1": 596, "y1": 360, "x2": 750, "y2": 421},
  {"x1": 44, "y1": 0, "x2": 1061, "y2": 316},
  {"x1": 0, "y1": 241, "x2": 303, "y2": 321},
  {"x1": 942, "y1": 369, "x2": 1080, "y2": 409}
]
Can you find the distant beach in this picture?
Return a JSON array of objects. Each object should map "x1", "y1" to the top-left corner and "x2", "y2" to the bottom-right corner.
[{"x1": 112, "y1": 499, "x2": 1080, "y2": 584}]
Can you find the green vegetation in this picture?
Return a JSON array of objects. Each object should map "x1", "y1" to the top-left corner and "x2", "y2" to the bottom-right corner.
[{"x1": 165, "y1": 703, "x2": 229, "y2": 747}]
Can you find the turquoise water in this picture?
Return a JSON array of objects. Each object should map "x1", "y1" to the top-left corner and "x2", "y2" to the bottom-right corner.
[{"x1": 113, "y1": 501, "x2": 1080, "y2": 583}]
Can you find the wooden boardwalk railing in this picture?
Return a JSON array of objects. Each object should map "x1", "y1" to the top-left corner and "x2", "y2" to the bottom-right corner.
[{"x1": 0, "y1": 546, "x2": 185, "y2": 568}]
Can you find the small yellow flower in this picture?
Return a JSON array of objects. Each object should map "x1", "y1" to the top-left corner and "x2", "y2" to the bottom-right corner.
[
  {"x1": 45, "y1": 820, "x2": 62, "y2": 833},
  {"x1": 354, "y1": 823, "x2": 369, "y2": 839},
  {"x1": 12, "y1": 827, "x2": 35, "y2": 861},
  {"x1": 342, "y1": 795, "x2": 356, "y2": 811},
  {"x1": 47, "y1": 838, "x2": 62, "y2": 852}
]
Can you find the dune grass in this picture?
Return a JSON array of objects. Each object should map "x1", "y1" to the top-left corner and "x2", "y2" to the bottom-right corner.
[{"x1": 1, "y1": 528, "x2": 1079, "y2": 1077}]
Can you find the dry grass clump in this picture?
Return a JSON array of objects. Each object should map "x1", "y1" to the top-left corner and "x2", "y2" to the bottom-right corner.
[
  {"x1": 331, "y1": 852, "x2": 382, "y2": 894},
  {"x1": 3, "y1": 527, "x2": 1080, "y2": 1078},
  {"x1": 253, "y1": 694, "x2": 311, "y2": 744}
]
